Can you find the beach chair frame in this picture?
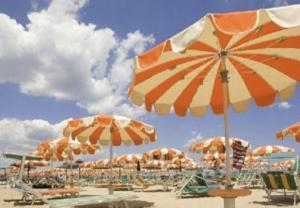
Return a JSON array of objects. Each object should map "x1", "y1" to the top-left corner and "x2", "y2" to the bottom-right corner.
[{"x1": 261, "y1": 171, "x2": 299, "y2": 205}]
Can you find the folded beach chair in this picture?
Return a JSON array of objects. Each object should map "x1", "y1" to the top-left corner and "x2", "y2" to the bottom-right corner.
[
  {"x1": 261, "y1": 171, "x2": 299, "y2": 205},
  {"x1": 175, "y1": 172, "x2": 220, "y2": 198},
  {"x1": 14, "y1": 180, "x2": 139, "y2": 208}
]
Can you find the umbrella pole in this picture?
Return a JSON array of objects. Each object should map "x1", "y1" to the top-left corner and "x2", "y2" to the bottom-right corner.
[
  {"x1": 220, "y1": 60, "x2": 231, "y2": 189},
  {"x1": 19, "y1": 155, "x2": 26, "y2": 181},
  {"x1": 221, "y1": 53, "x2": 235, "y2": 208},
  {"x1": 109, "y1": 130, "x2": 114, "y2": 195}
]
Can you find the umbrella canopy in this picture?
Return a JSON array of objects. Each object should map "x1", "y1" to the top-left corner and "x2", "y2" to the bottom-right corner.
[
  {"x1": 63, "y1": 114, "x2": 156, "y2": 194},
  {"x1": 143, "y1": 160, "x2": 166, "y2": 169},
  {"x1": 63, "y1": 115, "x2": 156, "y2": 145},
  {"x1": 189, "y1": 137, "x2": 249, "y2": 154},
  {"x1": 94, "y1": 159, "x2": 121, "y2": 169},
  {"x1": 116, "y1": 154, "x2": 142, "y2": 165},
  {"x1": 276, "y1": 121, "x2": 300, "y2": 142},
  {"x1": 37, "y1": 137, "x2": 100, "y2": 161},
  {"x1": 79, "y1": 161, "x2": 96, "y2": 168},
  {"x1": 143, "y1": 147, "x2": 185, "y2": 161},
  {"x1": 253, "y1": 145, "x2": 294, "y2": 156},
  {"x1": 201, "y1": 152, "x2": 226, "y2": 162},
  {"x1": 128, "y1": 4, "x2": 300, "y2": 190},
  {"x1": 129, "y1": 5, "x2": 300, "y2": 115}
]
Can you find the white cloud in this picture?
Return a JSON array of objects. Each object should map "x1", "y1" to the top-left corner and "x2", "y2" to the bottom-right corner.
[
  {"x1": 0, "y1": 0, "x2": 154, "y2": 118},
  {"x1": 0, "y1": 118, "x2": 67, "y2": 154},
  {"x1": 278, "y1": 101, "x2": 292, "y2": 109},
  {"x1": 269, "y1": 101, "x2": 292, "y2": 109},
  {"x1": 183, "y1": 131, "x2": 203, "y2": 148}
]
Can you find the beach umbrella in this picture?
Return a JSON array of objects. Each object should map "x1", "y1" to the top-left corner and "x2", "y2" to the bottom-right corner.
[
  {"x1": 170, "y1": 157, "x2": 194, "y2": 171},
  {"x1": 143, "y1": 160, "x2": 166, "y2": 169},
  {"x1": 183, "y1": 161, "x2": 200, "y2": 170},
  {"x1": 116, "y1": 154, "x2": 142, "y2": 165},
  {"x1": 201, "y1": 152, "x2": 226, "y2": 162},
  {"x1": 142, "y1": 148, "x2": 185, "y2": 161},
  {"x1": 37, "y1": 137, "x2": 100, "y2": 161},
  {"x1": 128, "y1": 4, "x2": 300, "y2": 195},
  {"x1": 253, "y1": 145, "x2": 294, "y2": 156},
  {"x1": 63, "y1": 114, "x2": 156, "y2": 194},
  {"x1": 276, "y1": 121, "x2": 300, "y2": 142},
  {"x1": 189, "y1": 137, "x2": 249, "y2": 154},
  {"x1": 94, "y1": 159, "x2": 121, "y2": 169}
]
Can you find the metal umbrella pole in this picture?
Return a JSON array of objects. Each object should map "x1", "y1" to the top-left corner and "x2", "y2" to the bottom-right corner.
[{"x1": 109, "y1": 127, "x2": 114, "y2": 195}]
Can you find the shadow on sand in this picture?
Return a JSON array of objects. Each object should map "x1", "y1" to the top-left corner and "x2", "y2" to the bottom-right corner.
[{"x1": 252, "y1": 195, "x2": 298, "y2": 207}]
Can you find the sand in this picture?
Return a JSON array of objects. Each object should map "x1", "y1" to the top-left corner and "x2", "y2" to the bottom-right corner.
[{"x1": 1, "y1": 184, "x2": 300, "y2": 208}]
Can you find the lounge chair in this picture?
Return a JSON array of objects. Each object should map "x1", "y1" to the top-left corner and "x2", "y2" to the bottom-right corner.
[
  {"x1": 237, "y1": 170, "x2": 258, "y2": 188},
  {"x1": 113, "y1": 175, "x2": 133, "y2": 191},
  {"x1": 261, "y1": 171, "x2": 299, "y2": 205},
  {"x1": 14, "y1": 180, "x2": 138, "y2": 208},
  {"x1": 175, "y1": 172, "x2": 220, "y2": 198},
  {"x1": 14, "y1": 180, "x2": 80, "y2": 205}
]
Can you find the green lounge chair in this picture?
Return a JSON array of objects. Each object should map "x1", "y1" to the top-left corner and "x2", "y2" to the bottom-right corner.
[
  {"x1": 175, "y1": 172, "x2": 220, "y2": 198},
  {"x1": 261, "y1": 171, "x2": 299, "y2": 205},
  {"x1": 237, "y1": 171, "x2": 257, "y2": 188}
]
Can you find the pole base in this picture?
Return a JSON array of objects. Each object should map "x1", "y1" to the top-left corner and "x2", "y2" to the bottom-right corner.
[{"x1": 224, "y1": 198, "x2": 235, "y2": 208}]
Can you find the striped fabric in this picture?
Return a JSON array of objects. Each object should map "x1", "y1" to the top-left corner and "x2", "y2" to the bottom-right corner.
[
  {"x1": 36, "y1": 137, "x2": 100, "y2": 161},
  {"x1": 276, "y1": 121, "x2": 300, "y2": 142},
  {"x1": 142, "y1": 148, "x2": 185, "y2": 161},
  {"x1": 129, "y1": 4, "x2": 300, "y2": 116},
  {"x1": 116, "y1": 154, "x2": 142, "y2": 165},
  {"x1": 63, "y1": 115, "x2": 156, "y2": 146},
  {"x1": 189, "y1": 137, "x2": 249, "y2": 154},
  {"x1": 232, "y1": 140, "x2": 249, "y2": 170},
  {"x1": 267, "y1": 174, "x2": 278, "y2": 189}
]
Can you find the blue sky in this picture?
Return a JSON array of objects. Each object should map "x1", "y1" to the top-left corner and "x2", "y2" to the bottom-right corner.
[{"x1": 1, "y1": 0, "x2": 300, "y2": 165}]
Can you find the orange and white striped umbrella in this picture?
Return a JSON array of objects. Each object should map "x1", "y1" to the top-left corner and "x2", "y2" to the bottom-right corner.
[
  {"x1": 171, "y1": 157, "x2": 194, "y2": 165},
  {"x1": 189, "y1": 137, "x2": 249, "y2": 154},
  {"x1": 63, "y1": 115, "x2": 156, "y2": 146},
  {"x1": 80, "y1": 161, "x2": 96, "y2": 168},
  {"x1": 129, "y1": 5, "x2": 300, "y2": 116},
  {"x1": 253, "y1": 145, "x2": 294, "y2": 156},
  {"x1": 143, "y1": 160, "x2": 166, "y2": 169},
  {"x1": 183, "y1": 161, "x2": 199, "y2": 170},
  {"x1": 94, "y1": 159, "x2": 121, "y2": 169},
  {"x1": 201, "y1": 152, "x2": 226, "y2": 162},
  {"x1": 142, "y1": 148, "x2": 185, "y2": 161},
  {"x1": 116, "y1": 154, "x2": 142, "y2": 165},
  {"x1": 276, "y1": 121, "x2": 300, "y2": 142},
  {"x1": 128, "y1": 4, "x2": 300, "y2": 188},
  {"x1": 63, "y1": 115, "x2": 156, "y2": 195},
  {"x1": 37, "y1": 137, "x2": 100, "y2": 161}
]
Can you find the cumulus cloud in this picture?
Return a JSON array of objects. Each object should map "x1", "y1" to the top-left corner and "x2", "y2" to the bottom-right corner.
[
  {"x1": 183, "y1": 131, "x2": 203, "y2": 148},
  {"x1": 0, "y1": 118, "x2": 67, "y2": 153},
  {"x1": 0, "y1": 0, "x2": 154, "y2": 118},
  {"x1": 269, "y1": 101, "x2": 292, "y2": 109},
  {"x1": 278, "y1": 101, "x2": 292, "y2": 109}
]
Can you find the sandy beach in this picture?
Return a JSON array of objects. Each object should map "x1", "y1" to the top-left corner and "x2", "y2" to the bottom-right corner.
[{"x1": 1, "y1": 184, "x2": 300, "y2": 208}]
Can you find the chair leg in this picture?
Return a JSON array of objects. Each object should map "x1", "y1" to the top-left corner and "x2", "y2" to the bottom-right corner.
[
  {"x1": 267, "y1": 190, "x2": 271, "y2": 204},
  {"x1": 284, "y1": 189, "x2": 286, "y2": 198},
  {"x1": 294, "y1": 191, "x2": 297, "y2": 206}
]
